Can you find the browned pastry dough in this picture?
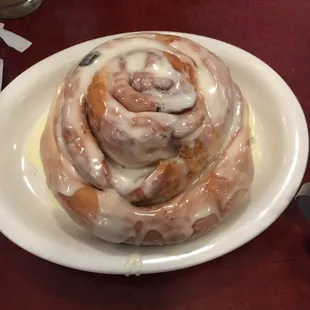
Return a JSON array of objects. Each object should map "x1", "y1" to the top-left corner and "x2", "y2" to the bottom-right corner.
[{"x1": 41, "y1": 33, "x2": 254, "y2": 245}]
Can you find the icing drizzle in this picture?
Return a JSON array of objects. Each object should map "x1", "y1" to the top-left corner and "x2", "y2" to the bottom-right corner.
[{"x1": 40, "y1": 33, "x2": 254, "y2": 245}]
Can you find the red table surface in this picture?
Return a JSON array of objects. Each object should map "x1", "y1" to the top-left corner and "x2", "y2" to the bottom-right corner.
[{"x1": 1, "y1": 0, "x2": 310, "y2": 309}]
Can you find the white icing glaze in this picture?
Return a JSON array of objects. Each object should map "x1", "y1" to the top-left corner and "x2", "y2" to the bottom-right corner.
[
  {"x1": 107, "y1": 162, "x2": 154, "y2": 196},
  {"x1": 97, "y1": 95, "x2": 176, "y2": 168},
  {"x1": 124, "y1": 51, "x2": 149, "y2": 72},
  {"x1": 171, "y1": 40, "x2": 231, "y2": 127},
  {"x1": 94, "y1": 189, "x2": 194, "y2": 244},
  {"x1": 92, "y1": 177, "x2": 223, "y2": 245},
  {"x1": 124, "y1": 250, "x2": 143, "y2": 276},
  {"x1": 40, "y1": 33, "x2": 255, "y2": 245},
  {"x1": 61, "y1": 90, "x2": 107, "y2": 189}
]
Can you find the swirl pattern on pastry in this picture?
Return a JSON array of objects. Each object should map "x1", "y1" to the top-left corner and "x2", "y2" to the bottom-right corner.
[{"x1": 40, "y1": 33, "x2": 254, "y2": 245}]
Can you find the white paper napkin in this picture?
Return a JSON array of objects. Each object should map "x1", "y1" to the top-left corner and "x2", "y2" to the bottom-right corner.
[
  {"x1": 0, "y1": 23, "x2": 32, "y2": 52},
  {"x1": 0, "y1": 24, "x2": 32, "y2": 91}
]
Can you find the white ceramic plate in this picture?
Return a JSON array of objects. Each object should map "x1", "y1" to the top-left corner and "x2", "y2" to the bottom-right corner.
[{"x1": 0, "y1": 32, "x2": 308, "y2": 275}]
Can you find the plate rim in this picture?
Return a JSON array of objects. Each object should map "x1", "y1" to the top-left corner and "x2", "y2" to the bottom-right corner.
[{"x1": 0, "y1": 31, "x2": 308, "y2": 275}]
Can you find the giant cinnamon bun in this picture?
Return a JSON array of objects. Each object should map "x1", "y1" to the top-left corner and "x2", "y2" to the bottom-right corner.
[{"x1": 40, "y1": 33, "x2": 254, "y2": 245}]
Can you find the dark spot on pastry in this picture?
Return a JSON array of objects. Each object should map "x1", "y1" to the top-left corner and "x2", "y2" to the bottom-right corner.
[
  {"x1": 160, "y1": 131, "x2": 170, "y2": 140},
  {"x1": 79, "y1": 51, "x2": 100, "y2": 67},
  {"x1": 155, "y1": 103, "x2": 165, "y2": 112},
  {"x1": 152, "y1": 78, "x2": 174, "y2": 91}
]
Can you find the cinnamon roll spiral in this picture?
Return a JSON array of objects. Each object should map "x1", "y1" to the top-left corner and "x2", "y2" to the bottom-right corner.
[{"x1": 40, "y1": 33, "x2": 254, "y2": 245}]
